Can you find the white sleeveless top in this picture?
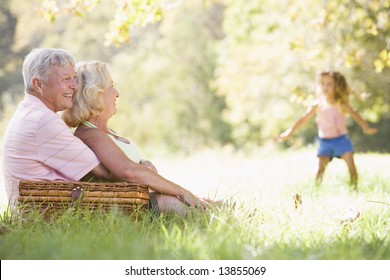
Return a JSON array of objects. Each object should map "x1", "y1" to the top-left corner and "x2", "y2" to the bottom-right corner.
[{"x1": 82, "y1": 121, "x2": 142, "y2": 163}]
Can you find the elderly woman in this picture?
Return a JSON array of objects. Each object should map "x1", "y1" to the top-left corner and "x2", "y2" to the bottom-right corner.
[{"x1": 63, "y1": 60, "x2": 210, "y2": 215}]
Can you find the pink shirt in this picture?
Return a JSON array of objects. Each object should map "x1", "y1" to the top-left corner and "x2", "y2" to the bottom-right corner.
[
  {"x1": 2, "y1": 94, "x2": 100, "y2": 205},
  {"x1": 316, "y1": 104, "x2": 348, "y2": 139}
]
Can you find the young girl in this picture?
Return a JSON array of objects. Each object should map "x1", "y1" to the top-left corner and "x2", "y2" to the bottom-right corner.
[{"x1": 278, "y1": 71, "x2": 377, "y2": 186}]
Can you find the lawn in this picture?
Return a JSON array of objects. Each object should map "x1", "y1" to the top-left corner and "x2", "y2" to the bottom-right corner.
[{"x1": 0, "y1": 148, "x2": 389, "y2": 259}]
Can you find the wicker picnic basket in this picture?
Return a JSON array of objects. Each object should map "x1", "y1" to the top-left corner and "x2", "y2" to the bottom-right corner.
[{"x1": 18, "y1": 180, "x2": 150, "y2": 212}]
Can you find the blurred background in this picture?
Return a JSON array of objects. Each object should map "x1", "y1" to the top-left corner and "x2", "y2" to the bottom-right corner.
[{"x1": 0, "y1": 0, "x2": 389, "y2": 157}]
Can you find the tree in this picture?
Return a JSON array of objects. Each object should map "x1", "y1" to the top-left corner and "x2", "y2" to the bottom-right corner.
[
  {"x1": 0, "y1": 0, "x2": 20, "y2": 110},
  {"x1": 214, "y1": 0, "x2": 389, "y2": 151},
  {"x1": 36, "y1": 0, "x2": 166, "y2": 45},
  {"x1": 110, "y1": 1, "x2": 231, "y2": 153}
]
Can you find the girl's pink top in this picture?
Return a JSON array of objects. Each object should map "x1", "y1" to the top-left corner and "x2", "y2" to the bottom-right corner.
[{"x1": 315, "y1": 104, "x2": 348, "y2": 139}]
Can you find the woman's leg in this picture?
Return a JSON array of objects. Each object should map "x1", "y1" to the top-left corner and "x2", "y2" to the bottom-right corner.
[
  {"x1": 316, "y1": 156, "x2": 331, "y2": 185},
  {"x1": 340, "y1": 151, "x2": 357, "y2": 187},
  {"x1": 153, "y1": 193, "x2": 189, "y2": 216},
  {"x1": 150, "y1": 194, "x2": 220, "y2": 216}
]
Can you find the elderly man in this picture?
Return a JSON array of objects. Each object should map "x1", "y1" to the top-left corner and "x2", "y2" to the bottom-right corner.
[{"x1": 2, "y1": 48, "x2": 110, "y2": 205}]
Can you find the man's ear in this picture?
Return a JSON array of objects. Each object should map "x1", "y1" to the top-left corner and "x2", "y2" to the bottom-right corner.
[{"x1": 32, "y1": 77, "x2": 43, "y2": 93}]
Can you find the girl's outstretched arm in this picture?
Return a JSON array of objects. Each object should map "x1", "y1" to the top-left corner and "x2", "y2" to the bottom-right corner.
[
  {"x1": 341, "y1": 103, "x2": 378, "y2": 135},
  {"x1": 278, "y1": 104, "x2": 318, "y2": 142}
]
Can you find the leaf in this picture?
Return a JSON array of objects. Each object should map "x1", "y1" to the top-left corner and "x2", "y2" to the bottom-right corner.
[
  {"x1": 374, "y1": 59, "x2": 384, "y2": 73},
  {"x1": 379, "y1": 49, "x2": 388, "y2": 61}
]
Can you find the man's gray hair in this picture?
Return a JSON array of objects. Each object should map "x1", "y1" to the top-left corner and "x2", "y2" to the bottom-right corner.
[{"x1": 22, "y1": 48, "x2": 75, "y2": 93}]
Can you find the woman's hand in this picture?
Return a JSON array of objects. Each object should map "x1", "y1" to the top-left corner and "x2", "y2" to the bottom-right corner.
[
  {"x1": 179, "y1": 190, "x2": 209, "y2": 211},
  {"x1": 140, "y1": 159, "x2": 158, "y2": 173}
]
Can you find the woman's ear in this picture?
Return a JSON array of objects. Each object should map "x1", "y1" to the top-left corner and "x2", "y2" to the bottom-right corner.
[{"x1": 32, "y1": 77, "x2": 43, "y2": 93}]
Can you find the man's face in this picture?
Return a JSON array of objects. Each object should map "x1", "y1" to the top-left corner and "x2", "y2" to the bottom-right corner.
[{"x1": 40, "y1": 64, "x2": 78, "y2": 112}]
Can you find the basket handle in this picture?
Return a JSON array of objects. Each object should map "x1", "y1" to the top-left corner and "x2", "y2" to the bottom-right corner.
[{"x1": 71, "y1": 186, "x2": 84, "y2": 205}]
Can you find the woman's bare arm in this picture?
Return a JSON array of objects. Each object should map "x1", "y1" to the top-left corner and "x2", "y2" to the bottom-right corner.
[
  {"x1": 75, "y1": 127, "x2": 204, "y2": 208},
  {"x1": 90, "y1": 163, "x2": 113, "y2": 180}
]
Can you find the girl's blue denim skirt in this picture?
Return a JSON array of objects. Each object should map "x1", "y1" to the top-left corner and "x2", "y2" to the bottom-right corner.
[{"x1": 317, "y1": 134, "x2": 354, "y2": 158}]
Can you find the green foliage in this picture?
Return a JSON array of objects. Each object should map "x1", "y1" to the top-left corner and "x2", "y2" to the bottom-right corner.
[
  {"x1": 0, "y1": 0, "x2": 20, "y2": 110},
  {"x1": 37, "y1": 0, "x2": 165, "y2": 45},
  {"x1": 105, "y1": 0, "x2": 163, "y2": 46},
  {"x1": 216, "y1": 0, "x2": 389, "y2": 150},
  {"x1": 0, "y1": 0, "x2": 389, "y2": 152},
  {"x1": 109, "y1": 1, "x2": 231, "y2": 153}
]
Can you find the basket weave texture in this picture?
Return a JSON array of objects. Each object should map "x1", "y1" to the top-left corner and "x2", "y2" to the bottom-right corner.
[{"x1": 18, "y1": 180, "x2": 150, "y2": 211}]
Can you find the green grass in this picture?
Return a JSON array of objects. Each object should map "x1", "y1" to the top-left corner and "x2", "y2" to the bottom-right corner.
[{"x1": 0, "y1": 150, "x2": 389, "y2": 259}]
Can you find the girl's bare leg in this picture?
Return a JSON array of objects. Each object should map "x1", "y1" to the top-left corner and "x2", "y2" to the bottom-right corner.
[
  {"x1": 340, "y1": 152, "x2": 358, "y2": 187},
  {"x1": 316, "y1": 156, "x2": 331, "y2": 185}
]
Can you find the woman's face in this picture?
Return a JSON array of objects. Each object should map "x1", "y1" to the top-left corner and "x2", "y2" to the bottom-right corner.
[
  {"x1": 318, "y1": 75, "x2": 335, "y2": 99},
  {"x1": 102, "y1": 81, "x2": 119, "y2": 119}
]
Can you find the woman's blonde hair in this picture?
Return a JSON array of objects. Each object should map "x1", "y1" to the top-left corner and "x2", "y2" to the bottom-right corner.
[
  {"x1": 63, "y1": 60, "x2": 112, "y2": 127},
  {"x1": 316, "y1": 71, "x2": 350, "y2": 103}
]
